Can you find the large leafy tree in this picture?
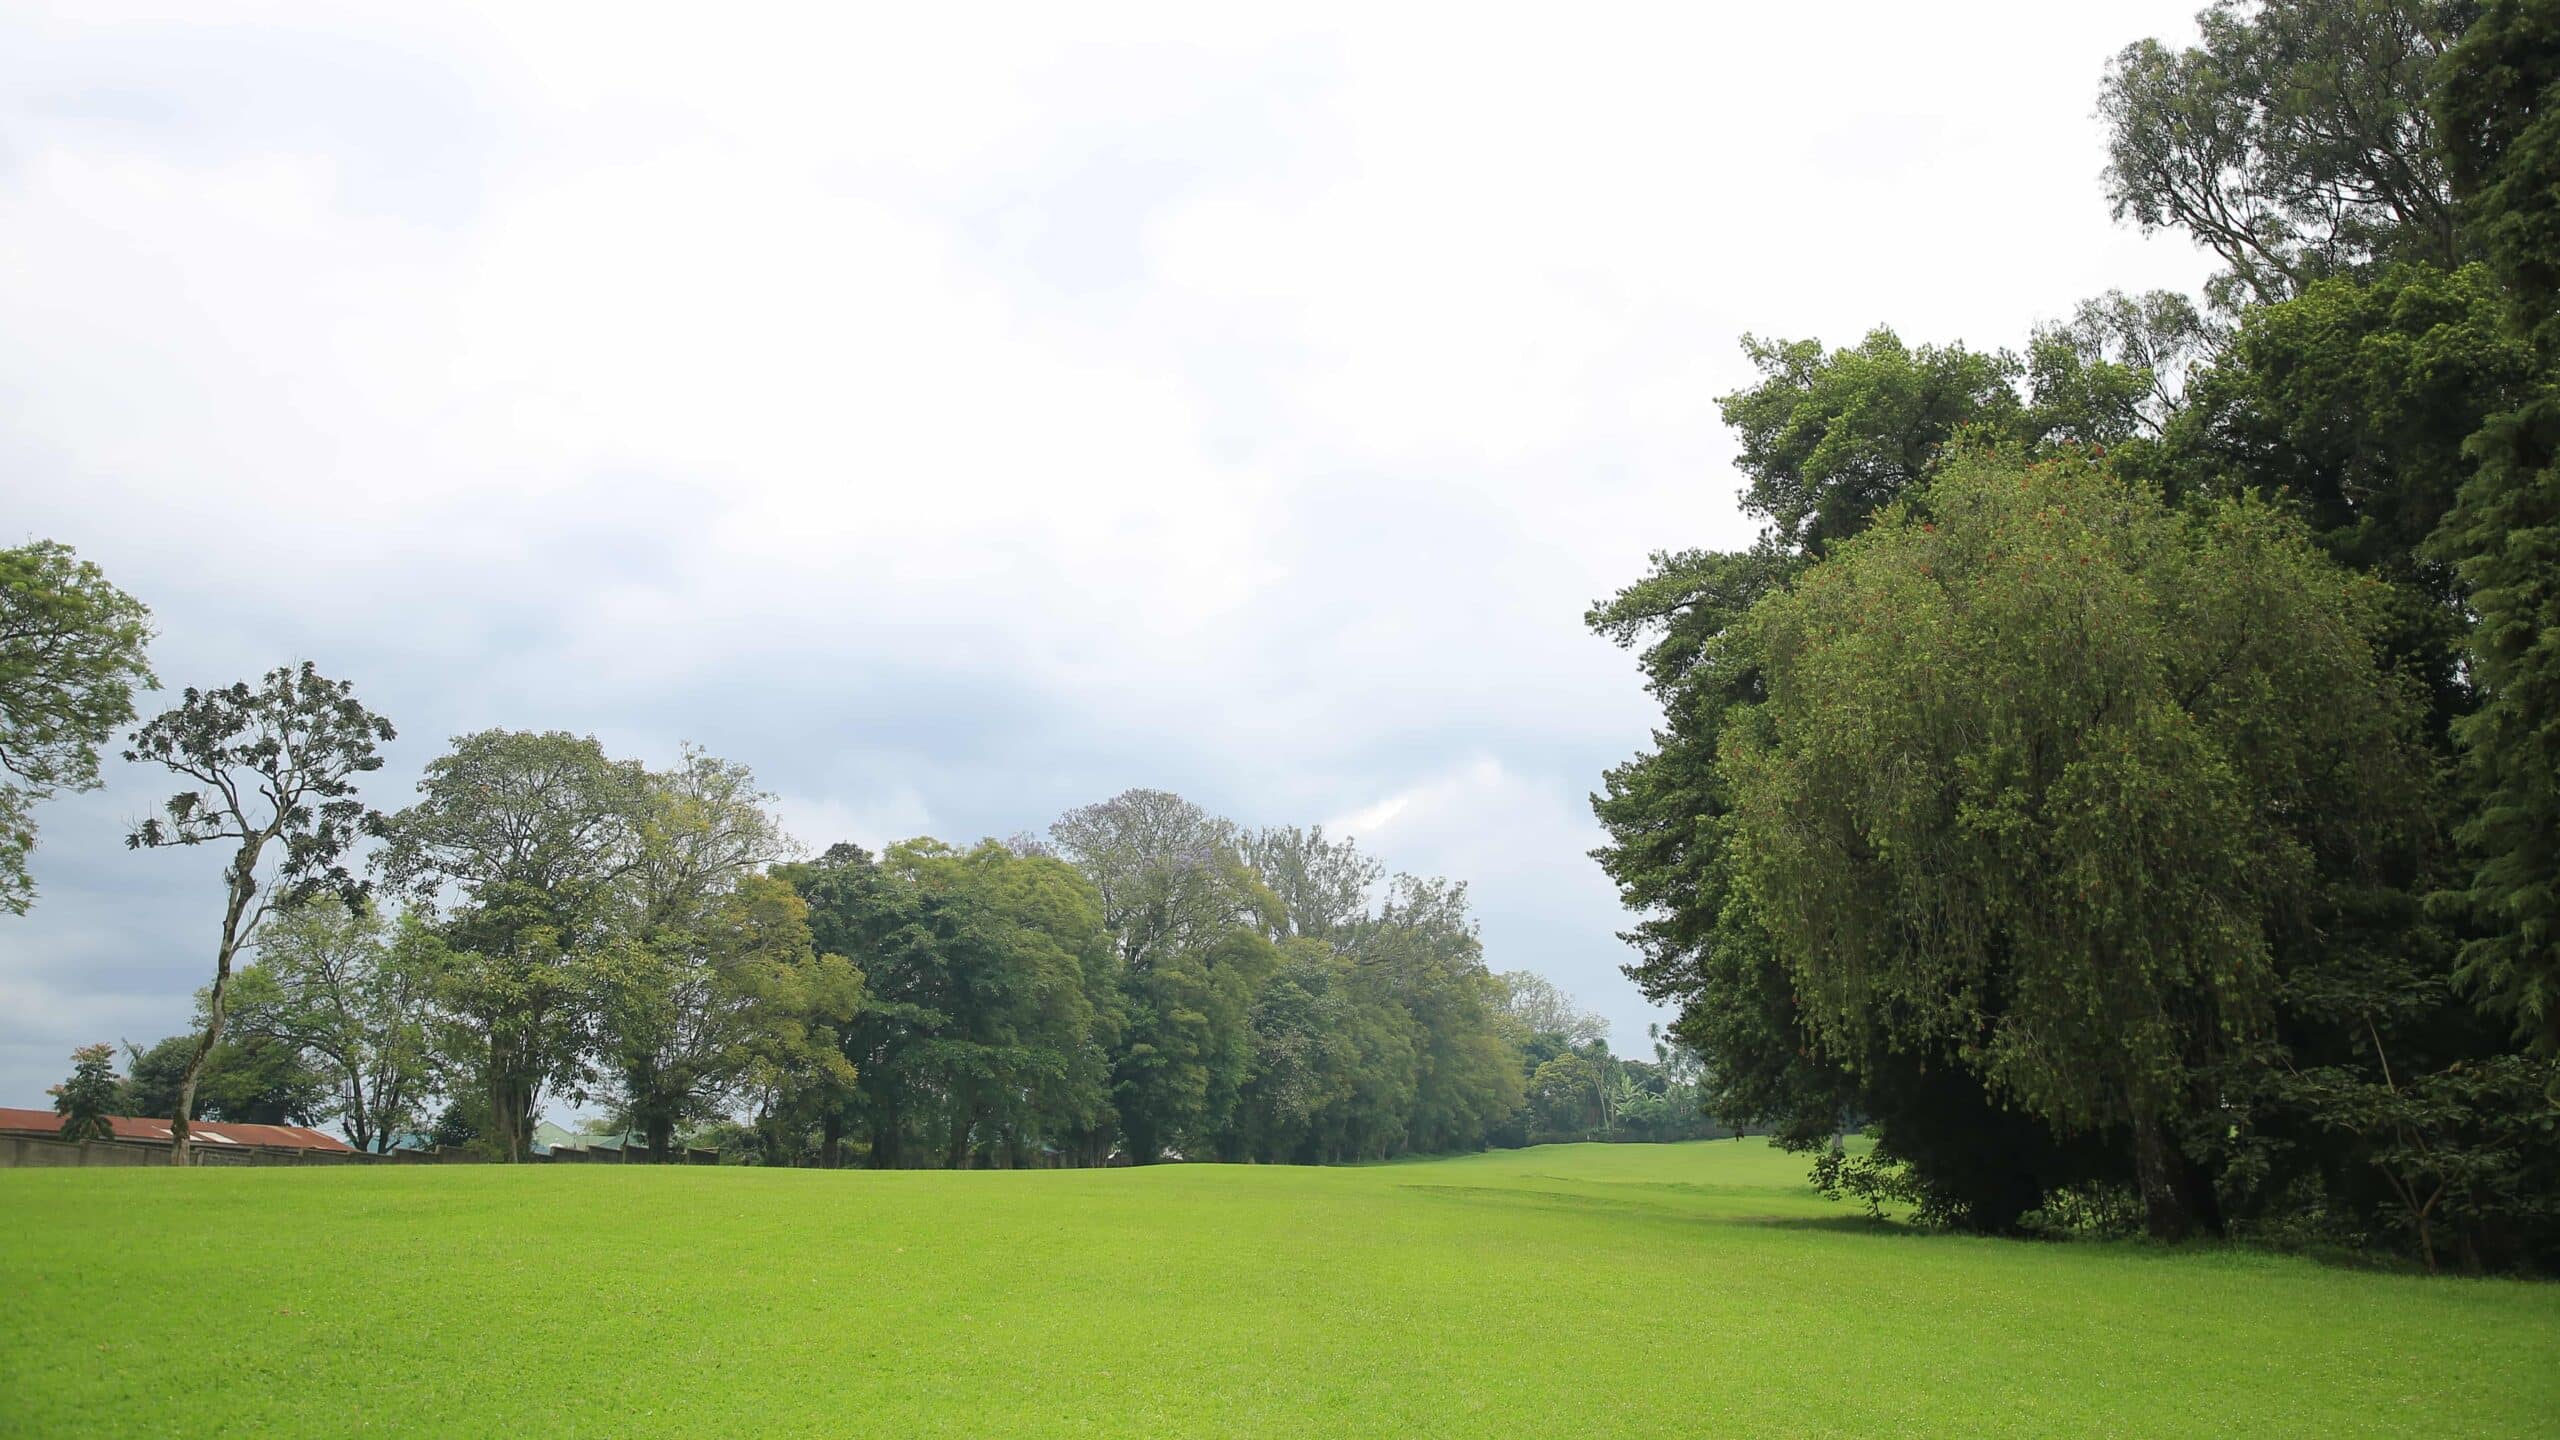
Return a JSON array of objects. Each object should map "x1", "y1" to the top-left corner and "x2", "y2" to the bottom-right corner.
[
  {"x1": 1719, "y1": 330, "x2": 2024, "y2": 558},
  {"x1": 0, "y1": 540, "x2": 153, "y2": 915},
  {"x1": 1231, "y1": 937, "x2": 1365, "y2": 1162},
  {"x1": 603, "y1": 874, "x2": 857, "y2": 1157},
  {"x1": 600, "y1": 749, "x2": 805, "y2": 1156},
  {"x1": 777, "y1": 838, "x2": 1117, "y2": 1168},
  {"x1": 2101, "y1": 0, "x2": 2469, "y2": 309},
  {"x1": 1586, "y1": 330, "x2": 2121, "y2": 1217},
  {"x1": 124, "y1": 662, "x2": 394, "y2": 1164},
  {"x1": 1721, "y1": 447, "x2": 2429, "y2": 1238},
  {"x1": 1342, "y1": 875, "x2": 1523, "y2": 1154},
  {"x1": 225, "y1": 900, "x2": 438, "y2": 1153},
  {"x1": 1051, "y1": 789, "x2": 1274, "y2": 1161},
  {"x1": 1050, "y1": 788, "x2": 1274, "y2": 969},
  {"x1": 380, "y1": 729, "x2": 649, "y2": 1161}
]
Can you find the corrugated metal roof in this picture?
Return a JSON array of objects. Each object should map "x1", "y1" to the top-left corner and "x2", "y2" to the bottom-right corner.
[{"x1": 0, "y1": 1107, "x2": 354, "y2": 1152}]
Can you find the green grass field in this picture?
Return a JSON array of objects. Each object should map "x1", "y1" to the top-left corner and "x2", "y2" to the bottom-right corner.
[{"x1": 2, "y1": 1140, "x2": 2552, "y2": 1437}]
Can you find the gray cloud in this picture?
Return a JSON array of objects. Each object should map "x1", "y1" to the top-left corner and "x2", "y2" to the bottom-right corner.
[{"x1": 0, "y1": 1, "x2": 2214, "y2": 1105}]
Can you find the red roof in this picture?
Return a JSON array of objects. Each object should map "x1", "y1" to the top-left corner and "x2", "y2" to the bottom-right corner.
[{"x1": 0, "y1": 1107, "x2": 353, "y2": 1152}]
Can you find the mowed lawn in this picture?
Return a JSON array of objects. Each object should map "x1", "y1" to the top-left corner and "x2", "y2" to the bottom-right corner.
[{"x1": 1, "y1": 1141, "x2": 2553, "y2": 1438}]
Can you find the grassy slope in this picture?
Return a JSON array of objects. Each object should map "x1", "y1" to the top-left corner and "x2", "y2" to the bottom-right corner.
[{"x1": 1, "y1": 1140, "x2": 2552, "y2": 1438}]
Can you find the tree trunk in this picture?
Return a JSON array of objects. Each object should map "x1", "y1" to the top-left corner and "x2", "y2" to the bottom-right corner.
[
  {"x1": 2130, "y1": 1110, "x2": 2193, "y2": 1242},
  {"x1": 819, "y1": 1112, "x2": 843, "y2": 1170},
  {"x1": 344, "y1": 1069, "x2": 372, "y2": 1155},
  {"x1": 488, "y1": 1069, "x2": 531, "y2": 1163},
  {"x1": 172, "y1": 860, "x2": 256, "y2": 1166}
]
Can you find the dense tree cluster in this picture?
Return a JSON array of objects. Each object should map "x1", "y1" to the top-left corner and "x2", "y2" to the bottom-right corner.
[
  {"x1": 27, "y1": 668, "x2": 1616, "y2": 1165},
  {"x1": 10, "y1": 532, "x2": 1651, "y2": 1169},
  {"x1": 1592, "y1": 0, "x2": 2560, "y2": 1271}
]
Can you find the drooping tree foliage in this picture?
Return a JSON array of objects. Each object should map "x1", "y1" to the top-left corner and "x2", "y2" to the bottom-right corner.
[{"x1": 1724, "y1": 447, "x2": 2430, "y2": 1239}]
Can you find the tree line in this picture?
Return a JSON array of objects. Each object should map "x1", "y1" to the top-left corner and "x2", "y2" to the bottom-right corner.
[
  {"x1": 1592, "y1": 0, "x2": 2559, "y2": 1272},
  {"x1": 0, "y1": 583, "x2": 1698, "y2": 1164}
]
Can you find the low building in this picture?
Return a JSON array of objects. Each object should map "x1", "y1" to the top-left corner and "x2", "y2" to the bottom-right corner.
[{"x1": 0, "y1": 1107, "x2": 353, "y2": 1156}]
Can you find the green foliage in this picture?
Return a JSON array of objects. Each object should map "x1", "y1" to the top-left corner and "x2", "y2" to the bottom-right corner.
[
  {"x1": 762, "y1": 789, "x2": 1531, "y2": 1169},
  {"x1": 383, "y1": 728, "x2": 650, "y2": 1160},
  {"x1": 776, "y1": 838, "x2": 1123, "y2": 1167},
  {"x1": 2436, "y1": 0, "x2": 2560, "y2": 358},
  {"x1": 596, "y1": 749, "x2": 823, "y2": 1156},
  {"x1": 2430, "y1": 0, "x2": 2560, "y2": 1054},
  {"x1": 1719, "y1": 330, "x2": 2024, "y2": 556},
  {"x1": 1733, "y1": 449, "x2": 2421, "y2": 1116},
  {"x1": 123, "y1": 661, "x2": 394, "y2": 1162},
  {"x1": 2100, "y1": 0, "x2": 2469, "y2": 309},
  {"x1": 47, "y1": 1043, "x2": 120, "y2": 1141},
  {"x1": 2165, "y1": 262, "x2": 2533, "y2": 735},
  {"x1": 0, "y1": 540, "x2": 154, "y2": 915},
  {"x1": 227, "y1": 901, "x2": 438, "y2": 1152},
  {"x1": 1585, "y1": 0, "x2": 2560, "y2": 1268},
  {"x1": 117, "y1": 1031, "x2": 329, "y2": 1126},
  {"x1": 125, "y1": 662, "x2": 395, "y2": 907},
  {"x1": 2, "y1": 1144, "x2": 2554, "y2": 1436},
  {"x1": 2434, "y1": 391, "x2": 2560, "y2": 1051},
  {"x1": 424, "y1": 1097, "x2": 484, "y2": 1151},
  {"x1": 600, "y1": 874, "x2": 856, "y2": 1157}
]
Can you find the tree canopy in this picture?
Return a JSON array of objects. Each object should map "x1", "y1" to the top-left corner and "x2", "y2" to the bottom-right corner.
[{"x1": 0, "y1": 540, "x2": 153, "y2": 915}]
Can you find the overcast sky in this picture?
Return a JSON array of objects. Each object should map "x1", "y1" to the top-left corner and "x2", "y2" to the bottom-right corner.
[{"x1": 0, "y1": 2, "x2": 2217, "y2": 1111}]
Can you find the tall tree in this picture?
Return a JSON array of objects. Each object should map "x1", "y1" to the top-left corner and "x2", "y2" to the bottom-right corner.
[
  {"x1": 1238, "y1": 824, "x2": 1381, "y2": 940},
  {"x1": 1496, "y1": 971, "x2": 1611, "y2": 1049},
  {"x1": 380, "y1": 729, "x2": 649, "y2": 1161},
  {"x1": 1721, "y1": 446, "x2": 2428, "y2": 1237},
  {"x1": 601, "y1": 748, "x2": 803, "y2": 1156},
  {"x1": 1052, "y1": 790, "x2": 1275, "y2": 1160},
  {"x1": 2101, "y1": 0, "x2": 2468, "y2": 310},
  {"x1": 1346, "y1": 875, "x2": 1524, "y2": 1153},
  {"x1": 776, "y1": 839, "x2": 1119, "y2": 1168},
  {"x1": 1050, "y1": 789, "x2": 1273, "y2": 968},
  {"x1": 603, "y1": 874, "x2": 854, "y2": 1157},
  {"x1": 124, "y1": 662, "x2": 393, "y2": 1164},
  {"x1": 0, "y1": 540, "x2": 153, "y2": 915}
]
